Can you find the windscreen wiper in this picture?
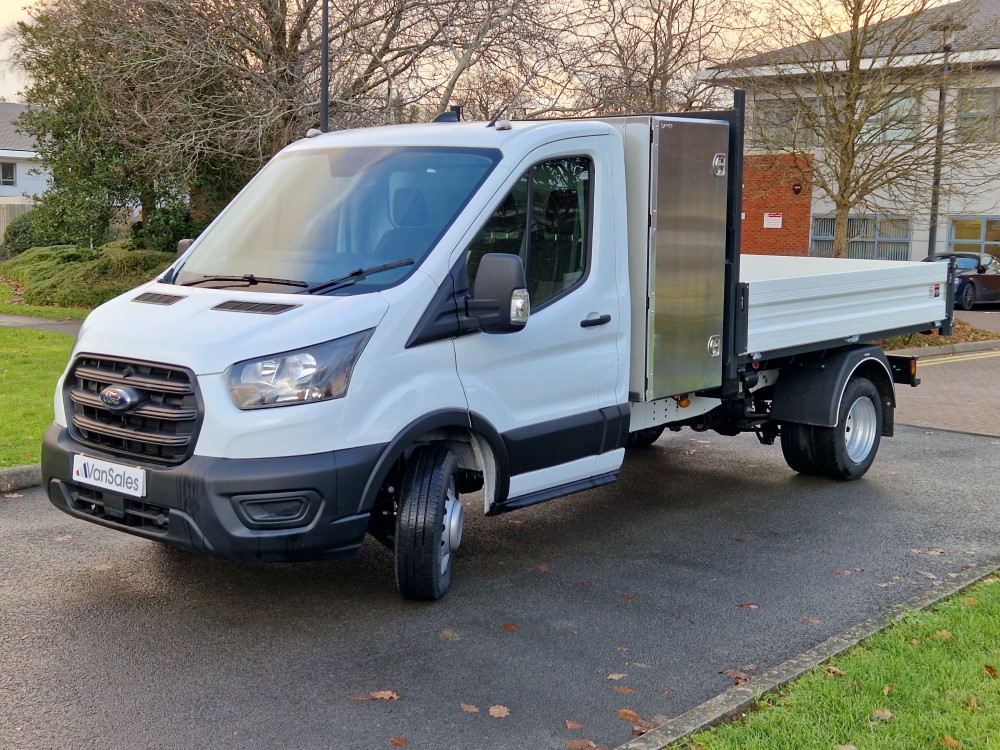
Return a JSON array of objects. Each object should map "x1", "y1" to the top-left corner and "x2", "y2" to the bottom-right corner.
[
  {"x1": 180, "y1": 274, "x2": 309, "y2": 289},
  {"x1": 306, "y1": 258, "x2": 415, "y2": 295}
]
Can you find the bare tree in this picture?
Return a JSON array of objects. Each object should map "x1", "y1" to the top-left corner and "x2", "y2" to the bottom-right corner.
[
  {"x1": 572, "y1": 0, "x2": 765, "y2": 114},
  {"x1": 714, "y1": 0, "x2": 1000, "y2": 257}
]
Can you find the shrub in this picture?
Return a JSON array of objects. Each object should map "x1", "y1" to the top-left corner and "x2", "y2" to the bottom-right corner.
[{"x1": 2, "y1": 209, "x2": 68, "y2": 256}]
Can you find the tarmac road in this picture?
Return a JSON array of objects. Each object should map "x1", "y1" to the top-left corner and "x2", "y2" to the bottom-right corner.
[{"x1": 2, "y1": 354, "x2": 1000, "y2": 750}]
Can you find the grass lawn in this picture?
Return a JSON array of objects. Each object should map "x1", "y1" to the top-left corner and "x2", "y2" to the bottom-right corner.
[
  {"x1": 0, "y1": 328, "x2": 74, "y2": 467},
  {"x1": 673, "y1": 576, "x2": 1000, "y2": 750}
]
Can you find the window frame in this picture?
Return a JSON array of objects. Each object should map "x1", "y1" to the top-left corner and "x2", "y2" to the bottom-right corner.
[
  {"x1": 0, "y1": 162, "x2": 15, "y2": 186},
  {"x1": 949, "y1": 216, "x2": 1000, "y2": 256},
  {"x1": 956, "y1": 88, "x2": 1000, "y2": 144},
  {"x1": 465, "y1": 155, "x2": 595, "y2": 313},
  {"x1": 809, "y1": 215, "x2": 912, "y2": 260}
]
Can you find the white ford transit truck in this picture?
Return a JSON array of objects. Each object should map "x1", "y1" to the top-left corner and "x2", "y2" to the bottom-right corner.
[{"x1": 41, "y1": 96, "x2": 953, "y2": 599}]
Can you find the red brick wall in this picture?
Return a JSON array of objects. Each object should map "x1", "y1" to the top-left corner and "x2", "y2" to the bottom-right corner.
[{"x1": 741, "y1": 154, "x2": 812, "y2": 256}]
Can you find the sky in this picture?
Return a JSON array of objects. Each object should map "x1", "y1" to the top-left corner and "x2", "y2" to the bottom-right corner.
[{"x1": 0, "y1": 1, "x2": 30, "y2": 102}]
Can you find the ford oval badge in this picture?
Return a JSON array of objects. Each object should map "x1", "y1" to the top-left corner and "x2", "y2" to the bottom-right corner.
[{"x1": 99, "y1": 386, "x2": 138, "y2": 412}]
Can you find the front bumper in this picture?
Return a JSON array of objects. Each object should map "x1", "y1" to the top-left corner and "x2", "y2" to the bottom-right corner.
[{"x1": 42, "y1": 424, "x2": 386, "y2": 562}]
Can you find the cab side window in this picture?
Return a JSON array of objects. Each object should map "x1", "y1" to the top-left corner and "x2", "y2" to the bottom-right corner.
[{"x1": 466, "y1": 157, "x2": 591, "y2": 308}]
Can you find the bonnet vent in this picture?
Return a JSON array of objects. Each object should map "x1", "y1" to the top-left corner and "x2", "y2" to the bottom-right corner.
[
  {"x1": 133, "y1": 292, "x2": 186, "y2": 306},
  {"x1": 212, "y1": 301, "x2": 301, "y2": 315}
]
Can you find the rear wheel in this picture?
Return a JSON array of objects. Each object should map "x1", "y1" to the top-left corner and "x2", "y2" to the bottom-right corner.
[
  {"x1": 780, "y1": 422, "x2": 821, "y2": 475},
  {"x1": 813, "y1": 377, "x2": 883, "y2": 481},
  {"x1": 627, "y1": 426, "x2": 665, "y2": 449},
  {"x1": 960, "y1": 282, "x2": 976, "y2": 311},
  {"x1": 395, "y1": 445, "x2": 464, "y2": 601}
]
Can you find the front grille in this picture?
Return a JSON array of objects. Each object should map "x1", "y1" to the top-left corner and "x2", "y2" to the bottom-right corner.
[{"x1": 66, "y1": 355, "x2": 201, "y2": 465}]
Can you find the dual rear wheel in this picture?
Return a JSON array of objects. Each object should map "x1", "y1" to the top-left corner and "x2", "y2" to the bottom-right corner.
[{"x1": 780, "y1": 376, "x2": 883, "y2": 481}]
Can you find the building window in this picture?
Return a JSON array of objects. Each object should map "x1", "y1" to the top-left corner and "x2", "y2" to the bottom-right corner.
[
  {"x1": 810, "y1": 216, "x2": 912, "y2": 260},
  {"x1": 950, "y1": 217, "x2": 1000, "y2": 256},
  {"x1": 0, "y1": 163, "x2": 15, "y2": 186},
  {"x1": 871, "y1": 95, "x2": 920, "y2": 142},
  {"x1": 956, "y1": 88, "x2": 1000, "y2": 143},
  {"x1": 751, "y1": 98, "x2": 813, "y2": 148}
]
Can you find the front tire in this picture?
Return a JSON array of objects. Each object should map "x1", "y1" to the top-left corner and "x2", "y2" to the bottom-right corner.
[
  {"x1": 960, "y1": 282, "x2": 976, "y2": 311},
  {"x1": 395, "y1": 445, "x2": 464, "y2": 601},
  {"x1": 813, "y1": 377, "x2": 883, "y2": 481}
]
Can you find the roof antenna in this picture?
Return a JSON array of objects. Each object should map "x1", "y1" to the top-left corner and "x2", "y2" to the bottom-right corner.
[{"x1": 432, "y1": 105, "x2": 463, "y2": 123}]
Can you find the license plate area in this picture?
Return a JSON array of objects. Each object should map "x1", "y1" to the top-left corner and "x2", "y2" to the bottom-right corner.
[
  {"x1": 72, "y1": 454, "x2": 146, "y2": 498},
  {"x1": 66, "y1": 484, "x2": 170, "y2": 535}
]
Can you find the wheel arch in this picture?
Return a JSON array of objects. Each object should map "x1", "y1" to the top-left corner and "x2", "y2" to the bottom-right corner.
[
  {"x1": 771, "y1": 345, "x2": 895, "y2": 434},
  {"x1": 356, "y1": 409, "x2": 510, "y2": 515}
]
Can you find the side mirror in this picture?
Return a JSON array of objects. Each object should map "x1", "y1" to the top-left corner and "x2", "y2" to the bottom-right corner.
[
  {"x1": 177, "y1": 238, "x2": 193, "y2": 255},
  {"x1": 977, "y1": 264, "x2": 987, "y2": 274},
  {"x1": 467, "y1": 253, "x2": 530, "y2": 334}
]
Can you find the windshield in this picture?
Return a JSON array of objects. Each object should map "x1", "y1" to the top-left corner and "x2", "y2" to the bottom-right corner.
[{"x1": 174, "y1": 146, "x2": 500, "y2": 294}]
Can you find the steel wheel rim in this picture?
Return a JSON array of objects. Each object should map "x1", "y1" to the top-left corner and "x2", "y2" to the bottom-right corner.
[
  {"x1": 963, "y1": 285, "x2": 975, "y2": 308},
  {"x1": 440, "y1": 479, "x2": 463, "y2": 576},
  {"x1": 844, "y1": 396, "x2": 878, "y2": 463}
]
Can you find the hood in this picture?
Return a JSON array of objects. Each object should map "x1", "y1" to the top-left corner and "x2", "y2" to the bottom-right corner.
[{"x1": 74, "y1": 283, "x2": 389, "y2": 375}]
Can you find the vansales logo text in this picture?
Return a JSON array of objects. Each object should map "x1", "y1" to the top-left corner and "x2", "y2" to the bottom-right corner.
[{"x1": 77, "y1": 462, "x2": 142, "y2": 492}]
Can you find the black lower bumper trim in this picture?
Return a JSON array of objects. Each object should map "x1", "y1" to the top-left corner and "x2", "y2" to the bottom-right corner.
[{"x1": 42, "y1": 424, "x2": 386, "y2": 562}]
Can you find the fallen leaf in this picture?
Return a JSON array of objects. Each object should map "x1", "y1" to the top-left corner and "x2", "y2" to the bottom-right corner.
[
  {"x1": 54, "y1": 535, "x2": 73, "y2": 542},
  {"x1": 872, "y1": 709, "x2": 893, "y2": 721},
  {"x1": 968, "y1": 696, "x2": 979, "y2": 709},
  {"x1": 389, "y1": 739, "x2": 408, "y2": 747},
  {"x1": 616, "y1": 709, "x2": 640, "y2": 723},
  {"x1": 612, "y1": 686, "x2": 637, "y2": 695},
  {"x1": 918, "y1": 571, "x2": 939, "y2": 581},
  {"x1": 801, "y1": 617, "x2": 823, "y2": 625},
  {"x1": 883, "y1": 684, "x2": 894, "y2": 696},
  {"x1": 738, "y1": 602, "x2": 759, "y2": 610},
  {"x1": 371, "y1": 691, "x2": 400, "y2": 701},
  {"x1": 564, "y1": 719, "x2": 585, "y2": 730},
  {"x1": 947, "y1": 573, "x2": 960, "y2": 579},
  {"x1": 723, "y1": 669, "x2": 752, "y2": 685},
  {"x1": 983, "y1": 577, "x2": 999, "y2": 585},
  {"x1": 631, "y1": 663, "x2": 651, "y2": 669},
  {"x1": 565, "y1": 741, "x2": 597, "y2": 750},
  {"x1": 877, "y1": 582, "x2": 891, "y2": 588},
  {"x1": 833, "y1": 569, "x2": 852, "y2": 576},
  {"x1": 460, "y1": 703, "x2": 479, "y2": 713},
  {"x1": 911, "y1": 639, "x2": 921, "y2": 646},
  {"x1": 734, "y1": 537, "x2": 745, "y2": 543},
  {"x1": 503, "y1": 623, "x2": 519, "y2": 632},
  {"x1": 823, "y1": 665, "x2": 845, "y2": 677},
  {"x1": 439, "y1": 628, "x2": 460, "y2": 641},
  {"x1": 607, "y1": 673, "x2": 627, "y2": 680},
  {"x1": 631, "y1": 725, "x2": 649, "y2": 736},
  {"x1": 488, "y1": 705, "x2": 510, "y2": 718},
  {"x1": 835, "y1": 746, "x2": 859, "y2": 750},
  {"x1": 932, "y1": 630, "x2": 953, "y2": 640},
  {"x1": 985, "y1": 665, "x2": 998, "y2": 679},
  {"x1": 581, "y1": 580, "x2": 591, "y2": 587},
  {"x1": 963, "y1": 598, "x2": 978, "y2": 606},
  {"x1": 940, "y1": 738, "x2": 963, "y2": 749},
  {"x1": 537, "y1": 565, "x2": 550, "y2": 574},
  {"x1": 3, "y1": 493, "x2": 23, "y2": 499},
  {"x1": 616, "y1": 647, "x2": 630, "y2": 653},
  {"x1": 742, "y1": 663, "x2": 759, "y2": 672},
  {"x1": 623, "y1": 593, "x2": 637, "y2": 601}
]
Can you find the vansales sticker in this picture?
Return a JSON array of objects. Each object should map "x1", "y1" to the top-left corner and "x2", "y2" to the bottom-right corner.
[{"x1": 72, "y1": 455, "x2": 146, "y2": 498}]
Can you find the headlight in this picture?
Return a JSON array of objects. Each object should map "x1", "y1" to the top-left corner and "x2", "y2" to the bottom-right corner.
[{"x1": 227, "y1": 329, "x2": 374, "y2": 409}]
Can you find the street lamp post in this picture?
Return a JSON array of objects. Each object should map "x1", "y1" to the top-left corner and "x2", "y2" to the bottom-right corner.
[
  {"x1": 320, "y1": 0, "x2": 329, "y2": 132},
  {"x1": 927, "y1": 17, "x2": 965, "y2": 260}
]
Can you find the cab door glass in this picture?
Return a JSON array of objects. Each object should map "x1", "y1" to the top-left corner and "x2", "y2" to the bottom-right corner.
[{"x1": 467, "y1": 157, "x2": 591, "y2": 308}]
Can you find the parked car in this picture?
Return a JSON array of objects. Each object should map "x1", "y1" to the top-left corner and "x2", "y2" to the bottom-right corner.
[{"x1": 922, "y1": 252, "x2": 1000, "y2": 310}]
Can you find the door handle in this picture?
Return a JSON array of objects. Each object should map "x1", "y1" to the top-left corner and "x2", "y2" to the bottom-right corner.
[{"x1": 580, "y1": 313, "x2": 612, "y2": 328}]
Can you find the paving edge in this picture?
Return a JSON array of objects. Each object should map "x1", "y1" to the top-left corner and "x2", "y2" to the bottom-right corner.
[
  {"x1": 890, "y1": 339, "x2": 1000, "y2": 357},
  {"x1": 0, "y1": 464, "x2": 42, "y2": 493},
  {"x1": 615, "y1": 552, "x2": 1000, "y2": 750}
]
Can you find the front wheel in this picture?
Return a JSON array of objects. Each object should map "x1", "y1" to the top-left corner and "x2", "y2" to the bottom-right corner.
[
  {"x1": 395, "y1": 445, "x2": 464, "y2": 601},
  {"x1": 960, "y1": 282, "x2": 976, "y2": 311},
  {"x1": 812, "y1": 377, "x2": 883, "y2": 481}
]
